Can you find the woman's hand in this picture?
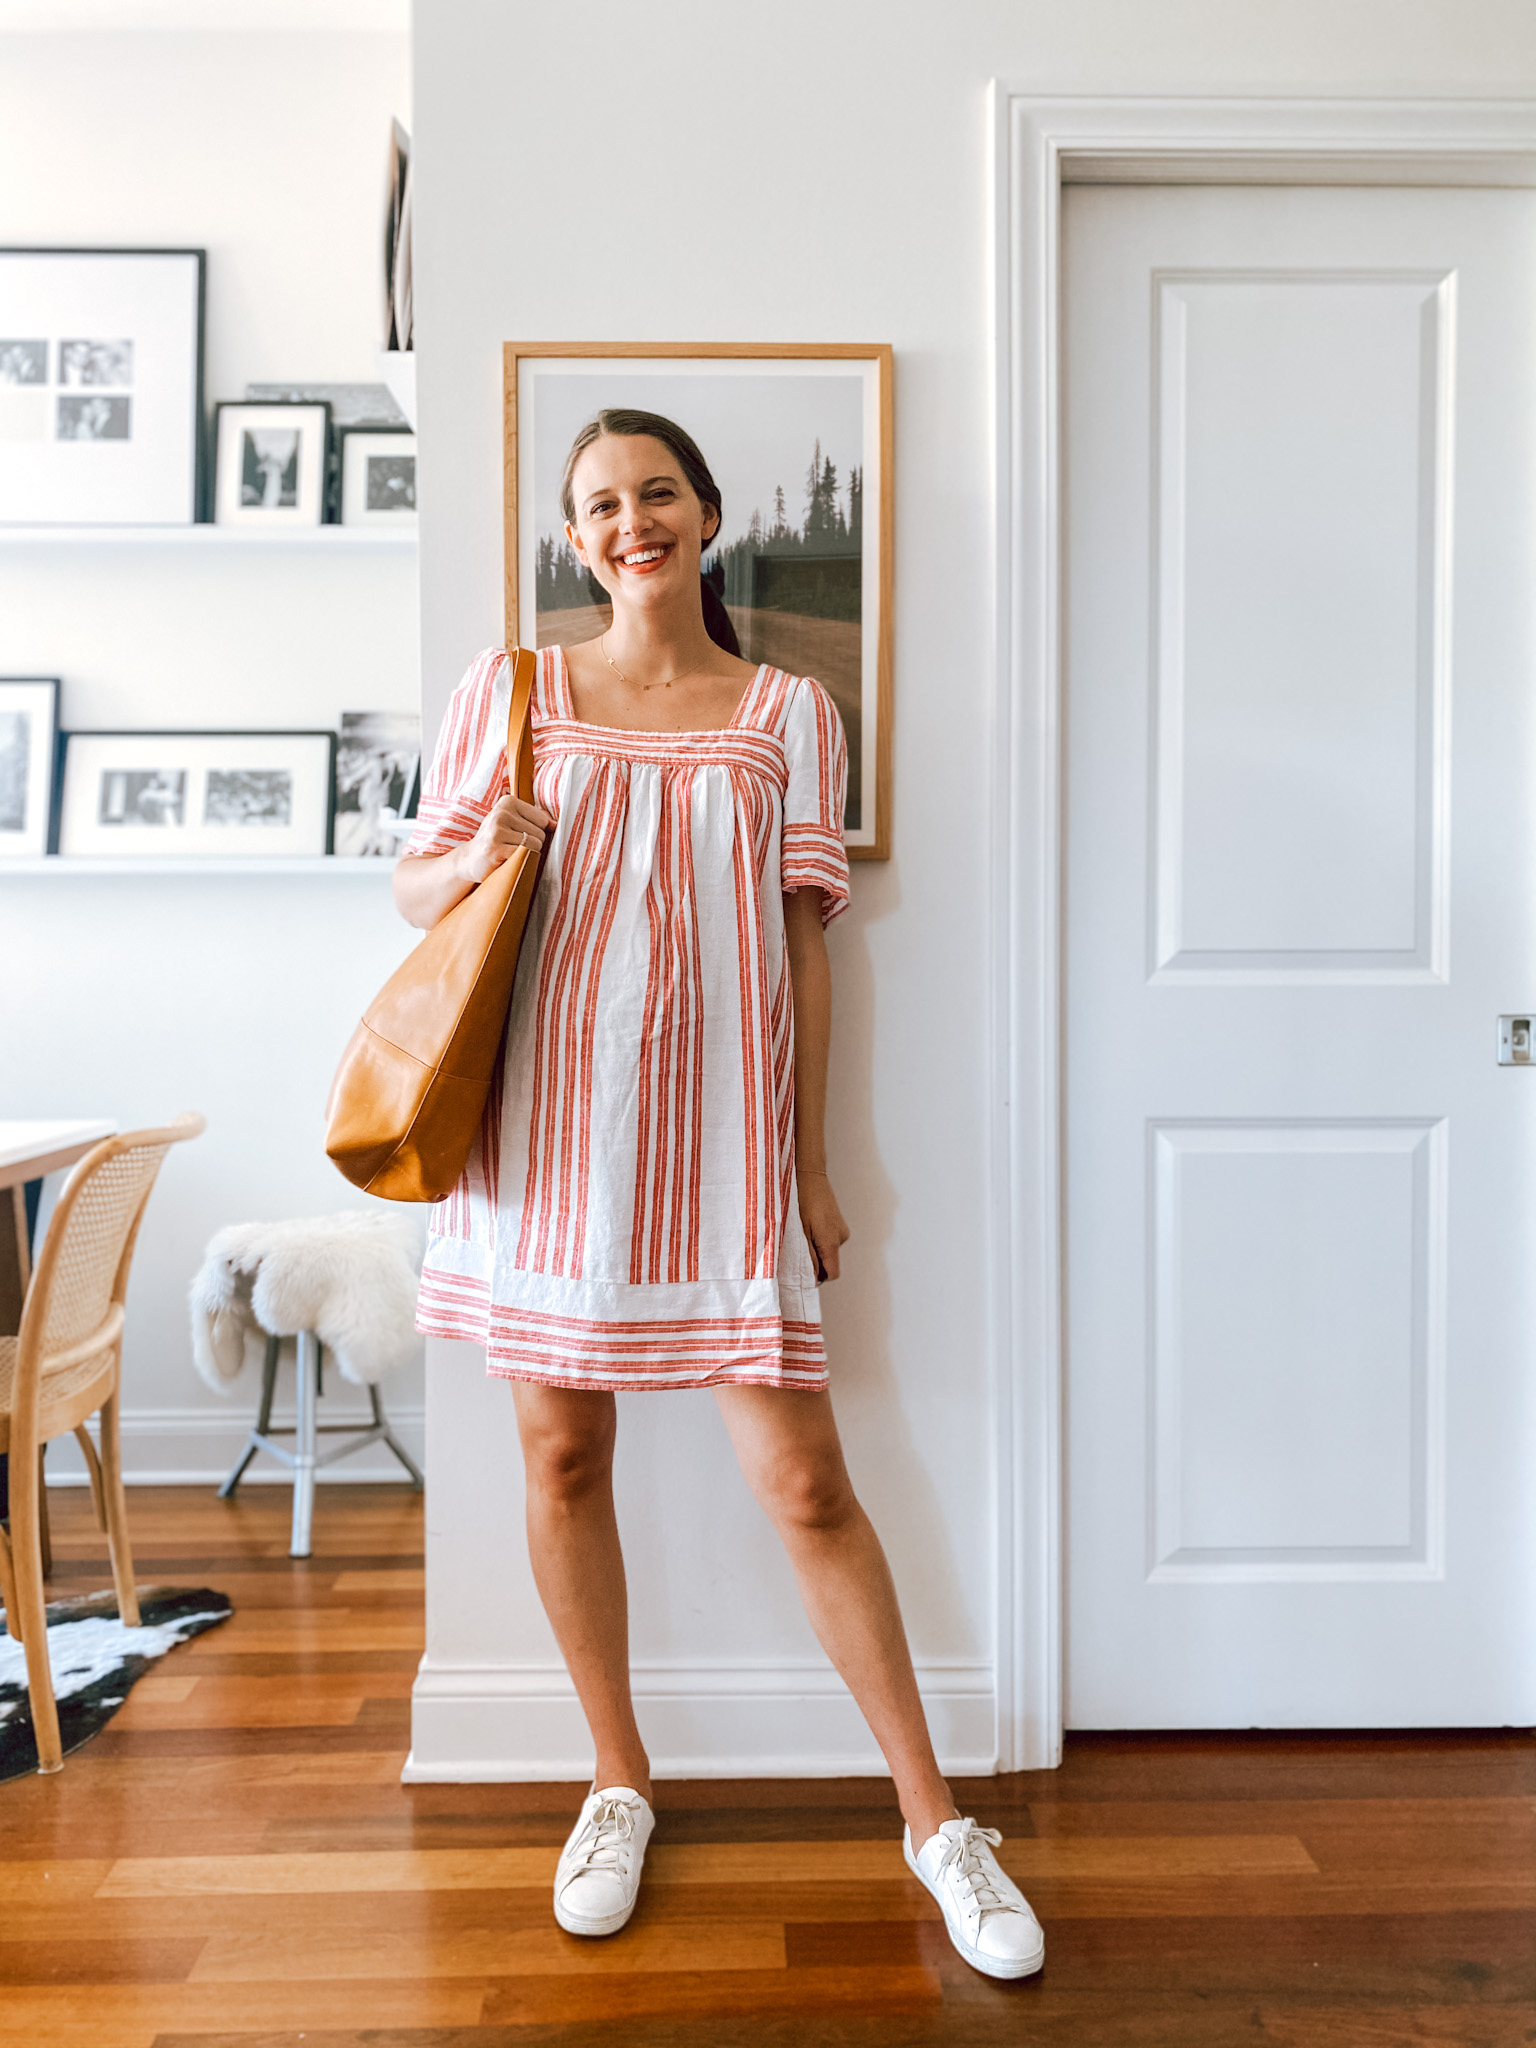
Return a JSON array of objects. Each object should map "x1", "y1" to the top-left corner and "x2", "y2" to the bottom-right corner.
[
  {"x1": 456, "y1": 792, "x2": 551, "y2": 886},
  {"x1": 798, "y1": 1169, "x2": 850, "y2": 1284}
]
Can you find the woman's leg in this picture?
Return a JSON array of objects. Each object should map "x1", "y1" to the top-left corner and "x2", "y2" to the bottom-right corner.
[
  {"x1": 509, "y1": 1381, "x2": 652, "y2": 1800},
  {"x1": 713, "y1": 1385, "x2": 957, "y2": 1846}
]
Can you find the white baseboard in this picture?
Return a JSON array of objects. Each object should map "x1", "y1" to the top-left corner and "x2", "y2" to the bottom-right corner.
[
  {"x1": 404, "y1": 1656, "x2": 997, "y2": 1782},
  {"x1": 40, "y1": 1404, "x2": 425, "y2": 1488}
]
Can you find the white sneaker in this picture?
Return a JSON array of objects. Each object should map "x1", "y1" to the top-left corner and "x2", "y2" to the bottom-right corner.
[
  {"x1": 553, "y1": 1785, "x2": 655, "y2": 1937},
  {"x1": 904, "y1": 1816, "x2": 1045, "y2": 1980}
]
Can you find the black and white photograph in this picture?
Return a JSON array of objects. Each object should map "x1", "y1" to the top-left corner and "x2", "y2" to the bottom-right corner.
[
  {"x1": 338, "y1": 426, "x2": 416, "y2": 527},
  {"x1": 59, "y1": 730, "x2": 336, "y2": 857},
  {"x1": 0, "y1": 339, "x2": 46, "y2": 384},
  {"x1": 369, "y1": 453, "x2": 414, "y2": 511},
  {"x1": 58, "y1": 337, "x2": 132, "y2": 386},
  {"x1": 213, "y1": 400, "x2": 328, "y2": 526},
  {"x1": 240, "y1": 428, "x2": 298, "y2": 508},
  {"x1": 0, "y1": 678, "x2": 60, "y2": 859},
  {"x1": 205, "y1": 768, "x2": 293, "y2": 826},
  {"x1": 97, "y1": 768, "x2": 185, "y2": 827},
  {"x1": 0, "y1": 249, "x2": 202, "y2": 522},
  {"x1": 508, "y1": 345, "x2": 892, "y2": 857},
  {"x1": 57, "y1": 392, "x2": 130, "y2": 441},
  {"x1": 333, "y1": 709, "x2": 419, "y2": 855},
  {"x1": 0, "y1": 715, "x2": 25, "y2": 831}
]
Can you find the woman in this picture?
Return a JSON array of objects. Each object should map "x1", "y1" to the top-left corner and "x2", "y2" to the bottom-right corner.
[{"x1": 394, "y1": 409, "x2": 1041, "y2": 1982}]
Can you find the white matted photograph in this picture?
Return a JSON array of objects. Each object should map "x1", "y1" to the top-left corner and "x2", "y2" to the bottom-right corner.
[
  {"x1": 0, "y1": 248, "x2": 203, "y2": 524},
  {"x1": 59, "y1": 730, "x2": 336, "y2": 857},
  {"x1": 213, "y1": 401, "x2": 329, "y2": 526},
  {"x1": 339, "y1": 427, "x2": 417, "y2": 527},
  {"x1": 505, "y1": 343, "x2": 892, "y2": 857},
  {"x1": 0, "y1": 677, "x2": 60, "y2": 859}
]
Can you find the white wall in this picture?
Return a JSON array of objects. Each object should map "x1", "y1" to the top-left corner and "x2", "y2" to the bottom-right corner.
[
  {"x1": 0, "y1": 26, "x2": 426, "y2": 1482},
  {"x1": 408, "y1": 0, "x2": 1536, "y2": 1781}
]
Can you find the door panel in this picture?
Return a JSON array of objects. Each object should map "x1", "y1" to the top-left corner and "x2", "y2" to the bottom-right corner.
[
  {"x1": 1153, "y1": 271, "x2": 1449, "y2": 976},
  {"x1": 1064, "y1": 184, "x2": 1536, "y2": 1728}
]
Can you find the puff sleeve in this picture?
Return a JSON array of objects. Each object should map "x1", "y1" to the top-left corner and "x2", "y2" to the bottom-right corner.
[
  {"x1": 780, "y1": 676, "x2": 850, "y2": 926},
  {"x1": 404, "y1": 648, "x2": 512, "y2": 859}
]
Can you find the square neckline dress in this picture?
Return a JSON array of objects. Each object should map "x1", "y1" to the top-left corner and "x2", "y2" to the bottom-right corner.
[{"x1": 407, "y1": 645, "x2": 851, "y2": 1392}]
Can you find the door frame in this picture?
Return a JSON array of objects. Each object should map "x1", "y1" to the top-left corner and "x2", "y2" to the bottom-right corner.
[{"x1": 988, "y1": 92, "x2": 1536, "y2": 1769}]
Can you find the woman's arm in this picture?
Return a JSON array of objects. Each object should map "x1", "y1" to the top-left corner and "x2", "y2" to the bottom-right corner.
[
  {"x1": 392, "y1": 791, "x2": 550, "y2": 931},
  {"x1": 784, "y1": 885, "x2": 851, "y2": 1282}
]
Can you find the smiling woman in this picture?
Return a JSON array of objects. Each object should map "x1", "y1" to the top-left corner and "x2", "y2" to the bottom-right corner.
[
  {"x1": 390, "y1": 407, "x2": 1042, "y2": 1980},
  {"x1": 557, "y1": 405, "x2": 743, "y2": 663}
]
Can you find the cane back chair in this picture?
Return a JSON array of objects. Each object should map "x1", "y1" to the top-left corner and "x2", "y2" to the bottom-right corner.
[{"x1": 0, "y1": 1113, "x2": 204, "y2": 1772}]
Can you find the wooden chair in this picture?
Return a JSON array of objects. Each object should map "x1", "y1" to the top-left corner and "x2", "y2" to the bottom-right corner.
[{"x1": 0, "y1": 1113, "x2": 204, "y2": 1772}]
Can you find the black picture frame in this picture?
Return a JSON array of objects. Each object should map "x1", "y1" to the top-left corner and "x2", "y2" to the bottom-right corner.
[
  {"x1": 0, "y1": 247, "x2": 205, "y2": 525},
  {"x1": 57, "y1": 728, "x2": 338, "y2": 856},
  {"x1": 211, "y1": 399, "x2": 331, "y2": 527},
  {"x1": 335, "y1": 422, "x2": 416, "y2": 527},
  {"x1": 0, "y1": 676, "x2": 61, "y2": 857}
]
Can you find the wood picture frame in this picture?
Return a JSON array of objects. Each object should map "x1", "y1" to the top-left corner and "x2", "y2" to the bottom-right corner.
[{"x1": 503, "y1": 342, "x2": 893, "y2": 859}]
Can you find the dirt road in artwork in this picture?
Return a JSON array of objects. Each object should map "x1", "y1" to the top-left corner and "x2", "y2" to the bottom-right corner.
[{"x1": 535, "y1": 605, "x2": 863, "y2": 830}]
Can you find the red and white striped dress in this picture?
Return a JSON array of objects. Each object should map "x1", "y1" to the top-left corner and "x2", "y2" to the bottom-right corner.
[{"x1": 407, "y1": 646, "x2": 850, "y2": 1392}]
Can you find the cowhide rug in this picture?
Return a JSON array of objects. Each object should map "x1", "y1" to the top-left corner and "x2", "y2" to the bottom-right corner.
[{"x1": 0, "y1": 1585, "x2": 232, "y2": 1781}]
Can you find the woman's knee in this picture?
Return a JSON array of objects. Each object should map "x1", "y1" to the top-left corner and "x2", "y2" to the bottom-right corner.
[
  {"x1": 513, "y1": 1390, "x2": 615, "y2": 1504},
  {"x1": 752, "y1": 1448, "x2": 857, "y2": 1534}
]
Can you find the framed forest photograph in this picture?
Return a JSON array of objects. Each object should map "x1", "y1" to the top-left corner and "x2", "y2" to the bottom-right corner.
[{"x1": 505, "y1": 343, "x2": 892, "y2": 858}]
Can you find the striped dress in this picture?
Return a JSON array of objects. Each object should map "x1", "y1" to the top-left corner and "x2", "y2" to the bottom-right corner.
[{"x1": 407, "y1": 645, "x2": 851, "y2": 1392}]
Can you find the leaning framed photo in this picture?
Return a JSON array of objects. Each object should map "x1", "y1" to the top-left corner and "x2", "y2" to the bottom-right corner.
[
  {"x1": 212, "y1": 401, "x2": 329, "y2": 526},
  {"x1": 338, "y1": 426, "x2": 417, "y2": 527},
  {"x1": 58, "y1": 730, "x2": 336, "y2": 858},
  {"x1": 0, "y1": 677, "x2": 60, "y2": 858},
  {"x1": 0, "y1": 247, "x2": 204, "y2": 524},
  {"x1": 504, "y1": 342, "x2": 893, "y2": 859}
]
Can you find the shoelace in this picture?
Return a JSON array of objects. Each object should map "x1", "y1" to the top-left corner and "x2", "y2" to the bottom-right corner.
[
  {"x1": 564, "y1": 1795, "x2": 637, "y2": 1878},
  {"x1": 935, "y1": 1820, "x2": 1014, "y2": 1914}
]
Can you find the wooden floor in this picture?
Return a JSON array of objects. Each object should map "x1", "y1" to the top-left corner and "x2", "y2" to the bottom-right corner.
[{"x1": 2, "y1": 1486, "x2": 1532, "y2": 2047}]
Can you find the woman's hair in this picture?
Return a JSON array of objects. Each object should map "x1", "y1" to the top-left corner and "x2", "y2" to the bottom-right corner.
[{"x1": 561, "y1": 408, "x2": 740, "y2": 657}]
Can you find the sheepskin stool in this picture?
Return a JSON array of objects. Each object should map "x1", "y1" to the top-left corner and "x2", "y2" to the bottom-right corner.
[{"x1": 189, "y1": 1211, "x2": 425, "y2": 1557}]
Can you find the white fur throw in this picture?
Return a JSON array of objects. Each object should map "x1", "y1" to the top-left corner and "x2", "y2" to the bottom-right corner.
[{"x1": 189, "y1": 1211, "x2": 426, "y2": 1394}]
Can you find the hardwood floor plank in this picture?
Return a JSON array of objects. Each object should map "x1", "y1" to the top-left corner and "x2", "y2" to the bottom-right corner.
[
  {"x1": 184, "y1": 1618, "x2": 424, "y2": 1654},
  {"x1": 97, "y1": 1848, "x2": 558, "y2": 1895},
  {"x1": 0, "y1": 1939, "x2": 204, "y2": 1987},
  {"x1": 331, "y1": 1571, "x2": 425, "y2": 1591},
  {"x1": 790, "y1": 1908, "x2": 1536, "y2": 1999},
  {"x1": 189, "y1": 1920, "x2": 787, "y2": 1981},
  {"x1": 0, "y1": 1879, "x2": 932, "y2": 1944},
  {"x1": 479, "y1": 1960, "x2": 943, "y2": 2025},
  {"x1": 1027, "y1": 1794, "x2": 1534, "y2": 1836},
  {"x1": 0, "y1": 1981, "x2": 485, "y2": 2045},
  {"x1": 0, "y1": 1861, "x2": 114, "y2": 1902}
]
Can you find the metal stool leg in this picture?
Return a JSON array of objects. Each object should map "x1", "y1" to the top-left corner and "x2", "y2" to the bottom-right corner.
[
  {"x1": 370, "y1": 1381, "x2": 425, "y2": 1489},
  {"x1": 290, "y1": 1330, "x2": 319, "y2": 1558},
  {"x1": 218, "y1": 1336, "x2": 280, "y2": 1499}
]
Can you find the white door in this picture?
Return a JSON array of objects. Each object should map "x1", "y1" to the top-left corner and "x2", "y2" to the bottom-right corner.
[{"x1": 1064, "y1": 183, "x2": 1536, "y2": 1728}]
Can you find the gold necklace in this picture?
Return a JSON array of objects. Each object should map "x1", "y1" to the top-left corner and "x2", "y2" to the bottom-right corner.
[{"x1": 601, "y1": 633, "x2": 695, "y2": 692}]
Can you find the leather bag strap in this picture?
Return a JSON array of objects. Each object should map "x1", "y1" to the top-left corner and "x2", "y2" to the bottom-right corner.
[{"x1": 506, "y1": 645, "x2": 538, "y2": 805}]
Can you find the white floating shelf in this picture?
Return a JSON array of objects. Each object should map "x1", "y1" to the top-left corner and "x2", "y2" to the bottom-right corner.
[
  {"x1": 4, "y1": 857, "x2": 399, "y2": 875},
  {"x1": 0, "y1": 525, "x2": 416, "y2": 549}
]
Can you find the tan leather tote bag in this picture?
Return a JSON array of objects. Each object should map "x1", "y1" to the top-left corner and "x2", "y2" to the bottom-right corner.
[{"x1": 326, "y1": 646, "x2": 542, "y2": 1202}]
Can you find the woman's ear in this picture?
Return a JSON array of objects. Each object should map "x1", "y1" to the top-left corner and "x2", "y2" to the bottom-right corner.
[
  {"x1": 564, "y1": 519, "x2": 587, "y2": 563},
  {"x1": 702, "y1": 507, "x2": 721, "y2": 550}
]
